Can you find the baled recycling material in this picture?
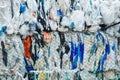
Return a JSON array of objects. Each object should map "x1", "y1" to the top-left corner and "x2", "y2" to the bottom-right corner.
[{"x1": 0, "y1": 0, "x2": 120, "y2": 80}]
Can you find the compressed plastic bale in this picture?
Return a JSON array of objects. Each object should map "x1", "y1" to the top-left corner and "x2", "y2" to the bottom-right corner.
[{"x1": 0, "y1": 0, "x2": 120, "y2": 79}]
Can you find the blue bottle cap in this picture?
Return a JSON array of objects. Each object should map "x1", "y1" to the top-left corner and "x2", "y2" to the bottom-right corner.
[{"x1": 20, "y1": 3, "x2": 26, "y2": 13}]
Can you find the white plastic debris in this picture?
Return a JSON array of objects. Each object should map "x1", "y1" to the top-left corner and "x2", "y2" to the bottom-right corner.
[
  {"x1": 19, "y1": 24, "x2": 29, "y2": 35},
  {"x1": 100, "y1": 1, "x2": 117, "y2": 24},
  {"x1": 6, "y1": 23, "x2": 14, "y2": 35},
  {"x1": 61, "y1": 16, "x2": 70, "y2": 27},
  {"x1": 70, "y1": 10, "x2": 85, "y2": 31}
]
